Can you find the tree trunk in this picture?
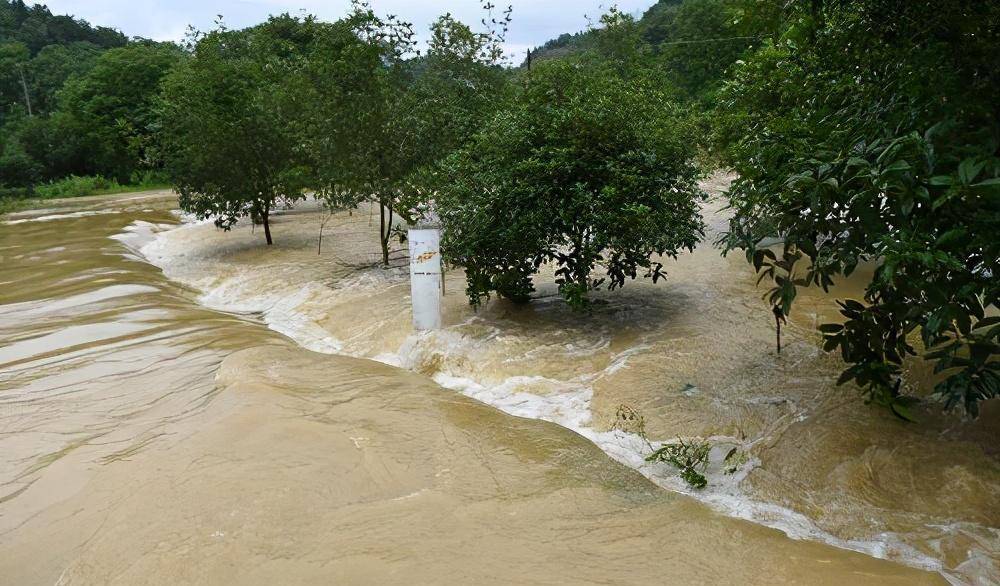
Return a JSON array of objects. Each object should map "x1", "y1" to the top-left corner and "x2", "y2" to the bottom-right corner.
[
  {"x1": 262, "y1": 204, "x2": 273, "y2": 246},
  {"x1": 379, "y1": 200, "x2": 391, "y2": 266},
  {"x1": 773, "y1": 305, "x2": 785, "y2": 354}
]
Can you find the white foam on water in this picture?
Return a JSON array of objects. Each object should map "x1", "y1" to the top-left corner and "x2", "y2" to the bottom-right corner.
[
  {"x1": 121, "y1": 215, "x2": 967, "y2": 584},
  {"x1": 133, "y1": 218, "x2": 345, "y2": 355},
  {"x1": 423, "y1": 352, "x2": 946, "y2": 577},
  {"x1": 4, "y1": 209, "x2": 121, "y2": 225}
]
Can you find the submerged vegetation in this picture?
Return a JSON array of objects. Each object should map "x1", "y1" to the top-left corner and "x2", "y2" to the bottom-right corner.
[
  {"x1": 647, "y1": 438, "x2": 711, "y2": 489},
  {"x1": 1, "y1": 0, "x2": 997, "y2": 418},
  {"x1": 612, "y1": 403, "x2": 746, "y2": 489},
  {"x1": 715, "y1": 1, "x2": 1000, "y2": 418}
]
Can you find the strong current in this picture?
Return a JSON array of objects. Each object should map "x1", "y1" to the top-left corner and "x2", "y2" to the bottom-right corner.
[{"x1": 0, "y1": 179, "x2": 995, "y2": 585}]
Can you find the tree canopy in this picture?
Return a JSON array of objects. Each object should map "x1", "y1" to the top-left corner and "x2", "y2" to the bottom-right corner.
[
  {"x1": 158, "y1": 16, "x2": 313, "y2": 245},
  {"x1": 435, "y1": 59, "x2": 704, "y2": 309},
  {"x1": 298, "y1": 2, "x2": 513, "y2": 265},
  {"x1": 0, "y1": 0, "x2": 126, "y2": 55}
]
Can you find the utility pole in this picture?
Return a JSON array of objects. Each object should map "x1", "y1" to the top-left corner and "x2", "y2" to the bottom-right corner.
[{"x1": 17, "y1": 62, "x2": 32, "y2": 117}]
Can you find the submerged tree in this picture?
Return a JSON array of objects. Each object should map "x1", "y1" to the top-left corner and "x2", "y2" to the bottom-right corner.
[
  {"x1": 296, "y1": 4, "x2": 417, "y2": 264},
  {"x1": 435, "y1": 59, "x2": 704, "y2": 309},
  {"x1": 158, "y1": 16, "x2": 312, "y2": 245},
  {"x1": 716, "y1": 0, "x2": 1000, "y2": 417}
]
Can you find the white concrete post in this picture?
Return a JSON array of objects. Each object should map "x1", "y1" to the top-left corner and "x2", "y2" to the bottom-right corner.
[{"x1": 408, "y1": 228, "x2": 442, "y2": 330}]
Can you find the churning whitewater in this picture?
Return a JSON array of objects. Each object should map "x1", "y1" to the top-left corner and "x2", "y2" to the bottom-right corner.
[{"x1": 121, "y1": 176, "x2": 999, "y2": 586}]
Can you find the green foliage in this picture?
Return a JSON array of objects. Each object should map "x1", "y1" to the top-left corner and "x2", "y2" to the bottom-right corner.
[
  {"x1": 59, "y1": 42, "x2": 183, "y2": 182},
  {"x1": 26, "y1": 42, "x2": 102, "y2": 115},
  {"x1": 0, "y1": 173, "x2": 167, "y2": 217},
  {"x1": 32, "y1": 173, "x2": 168, "y2": 199},
  {"x1": 590, "y1": 6, "x2": 649, "y2": 72},
  {"x1": 400, "y1": 11, "x2": 513, "y2": 173},
  {"x1": 158, "y1": 16, "x2": 312, "y2": 245},
  {"x1": 0, "y1": 39, "x2": 33, "y2": 123},
  {"x1": 527, "y1": 0, "x2": 757, "y2": 104},
  {"x1": 638, "y1": 0, "x2": 685, "y2": 46},
  {"x1": 655, "y1": 0, "x2": 755, "y2": 98},
  {"x1": 295, "y1": 3, "x2": 420, "y2": 263},
  {"x1": 435, "y1": 59, "x2": 704, "y2": 309},
  {"x1": 646, "y1": 437, "x2": 711, "y2": 489},
  {"x1": 300, "y1": 1, "x2": 512, "y2": 265},
  {"x1": 0, "y1": 0, "x2": 126, "y2": 126},
  {"x1": 0, "y1": 131, "x2": 41, "y2": 186},
  {"x1": 0, "y1": 2, "x2": 180, "y2": 192},
  {"x1": 718, "y1": 0, "x2": 1000, "y2": 416},
  {"x1": 0, "y1": 0, "x2": 126, "y2": 55},
  {"x1": 34, "y1": 174, "x2": 120, "y2": 198}
]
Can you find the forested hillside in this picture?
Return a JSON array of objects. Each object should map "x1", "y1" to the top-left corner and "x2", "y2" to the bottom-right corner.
[
  {"x1": 0, "y1": 0, "x2": 181, "y2": 195},
  {"x1": 526, "y1": 0, "x2": 758, "y2": 99}
]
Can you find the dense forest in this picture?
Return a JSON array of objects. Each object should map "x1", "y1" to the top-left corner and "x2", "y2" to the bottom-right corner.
[
  {"x1": 0, "y1": 0, "x2": 181, "y2": 196},
  {"x1": 1, "y1": 0, "x2": 998, "y2": 419}
]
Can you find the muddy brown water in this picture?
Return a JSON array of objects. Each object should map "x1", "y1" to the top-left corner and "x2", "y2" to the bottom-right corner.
[{"x1": 0, "y1": 181, "x2": 991, "y2": 584}]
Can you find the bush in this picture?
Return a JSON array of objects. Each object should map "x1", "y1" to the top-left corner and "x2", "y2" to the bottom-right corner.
[
  {"x1": 32, "y1": 172, "x2": 169, "y2": 199},
  {"x1": 0, "y1": 186, "x2": 31, "y2": 199}
]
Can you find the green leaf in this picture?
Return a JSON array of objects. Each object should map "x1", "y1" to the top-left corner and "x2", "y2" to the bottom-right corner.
[
  {"x1": 935, "y1": 229, "x2": 967, "y2": 247},
  {"x1": 974, "y1": 316, "x2": 1000, "y2": 330},
  {"x1": 882, "y1": 160, "x2": 910, "y2": 173},
  {"x1": 958, "y1": 158, "x2": 986, "y2": 186}
]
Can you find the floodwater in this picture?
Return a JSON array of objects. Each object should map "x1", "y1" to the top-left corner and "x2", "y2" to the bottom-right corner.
[{"x1": 0, "y1": 180, "x2": 991, "y2": 584}]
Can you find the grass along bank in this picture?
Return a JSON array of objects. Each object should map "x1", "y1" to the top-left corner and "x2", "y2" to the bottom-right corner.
[{"x1": 0, "y1": 174, "x2": 172, "y2": 216}]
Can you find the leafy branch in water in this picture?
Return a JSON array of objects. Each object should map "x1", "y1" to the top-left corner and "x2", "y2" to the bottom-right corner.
[
  {"x1": 646, "y1": 437, "x2": 711, "y2": 489},
  {"x1": 717, "y1": 1, "x2": 1000, "y2": 418},
  {"x1": 611, "y1": 403, "x2": 652, "y2": 450},
  {"x1": 613, "y1": 403, "x2": 750, "y2": 489}
]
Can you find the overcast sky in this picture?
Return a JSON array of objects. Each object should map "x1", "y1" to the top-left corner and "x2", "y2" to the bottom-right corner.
[{"x1": 37, "y1": 1, "x2": 659, "y2": 62}]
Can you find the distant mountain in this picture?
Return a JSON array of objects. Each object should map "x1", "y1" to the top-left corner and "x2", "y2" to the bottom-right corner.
[
  {"x1": 524, "y1": 0, "x2": 686, "y2": 66},
  {"x1": 0, "y1": 0, "x2": 127, "y2": 55}
]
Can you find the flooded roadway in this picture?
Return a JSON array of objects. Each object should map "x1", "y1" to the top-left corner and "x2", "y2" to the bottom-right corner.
[{"x1": 0, "y1": 184, "x2": 988, "y2": 584}]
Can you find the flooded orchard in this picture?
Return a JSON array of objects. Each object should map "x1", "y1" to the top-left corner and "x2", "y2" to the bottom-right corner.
[{"x1": 0, "y1": 180, "x2": 994, "y2": 584}]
